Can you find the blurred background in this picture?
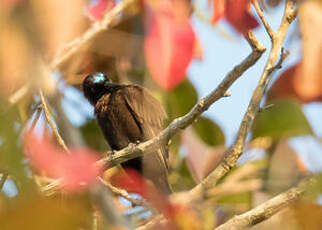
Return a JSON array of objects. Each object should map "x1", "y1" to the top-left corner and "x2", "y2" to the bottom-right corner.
[{"x1": 0, "y1": 0, "x2": 321, "y2": 229}]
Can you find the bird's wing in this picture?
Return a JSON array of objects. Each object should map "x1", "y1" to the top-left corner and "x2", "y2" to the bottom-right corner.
[
  {"x1": 122, "y1": 85, "x2": 171, "y2": 194},
  {"x1": 122, "y1": 85, "x2": 167, "y2": 132}
]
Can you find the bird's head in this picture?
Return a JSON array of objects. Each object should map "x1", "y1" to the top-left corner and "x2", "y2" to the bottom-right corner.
[{"x1": 82, "y1": 72, "x2": 112, "y2": 105}]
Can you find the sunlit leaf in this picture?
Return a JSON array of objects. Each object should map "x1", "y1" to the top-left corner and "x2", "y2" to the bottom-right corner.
[
  {"x1": 266, "y1": 141, "x2": 302, "y2": 194},
  {"x1": 210, "y1": 0, "x2": 259, "y2": 34},
  {"x1": 23, "y1": 131, "x2": 102, "y2": 192},
  {"x1": 182, "y1": 128, "x2": 226, "y2": 182},
  {"x1": 267, "y1": 63, "x2": 322, "y2": 103},
  {"x1": 193, "y1": 117, "x2": 225, "y2": 146},
  {"x1": 144, "y1": 1, "x2": 195, "y2": 90},
  {"x1": 252, "y1": 99, "x2": 313, "y2": 140},
  {"x1": 165, "y1": 79, "x2": 198, "y2": 120}
]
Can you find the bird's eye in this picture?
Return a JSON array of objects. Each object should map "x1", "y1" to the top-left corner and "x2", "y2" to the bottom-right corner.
[{"x1": 93, "y1": 73, "x2": 105, "y2": 83}]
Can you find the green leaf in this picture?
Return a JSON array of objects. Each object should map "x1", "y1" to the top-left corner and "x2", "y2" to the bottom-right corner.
[
  {"x1": 0, "y1": 104, "x2": 30, "y2": 189},
  {"x1": 164, "y1": 79, "x2": 198, "y2": 120},
  {"x1": 252, "y1": 99, "x2": 313, "y2": 140},
  {"x1": 193, "y1": 117, "x2": 225, "y2": 146}
]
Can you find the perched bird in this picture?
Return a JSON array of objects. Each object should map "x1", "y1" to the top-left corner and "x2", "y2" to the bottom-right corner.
[{"x1": 83, "y1": 72, "x2": 171, "y2": 194}]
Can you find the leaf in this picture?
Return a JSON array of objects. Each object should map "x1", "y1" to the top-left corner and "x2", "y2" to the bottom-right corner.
[
  {"x1": 23, "y1": 131, "x2": 102, "y2": 193},
  {"x1": 267, "y1": 62, "x2": 322, "y2": 103},
  {"x1": 110, "y1": 168, "x2": 148, "y2": 197},
  {"x1": 252, "y1": 99, "x2": 313, "y2": 140},
  {"x1": 193, "y1": 117, "x2": 225, "y2": 146},
  {"x1": 210, "y1": 0, "x2": 259, "y2": 34},
  {"x1": 225, "y1": 0, "x2": 259, "y2": 34},
  {"x1": 266, "y1": 141, "x2": 302, "y2": 194},
  {"x1": 87, "y1": 0, "x2": 116, "y2": 21},
  {"x1": 182, "y1": 128, "x2": 226, "y2": 182},
  {"x1": 144, "y1": 1, "x2": 195, "y2": 90},
  {"x1": 165, "y1": 79, "x2": 198, "y2": 120}
]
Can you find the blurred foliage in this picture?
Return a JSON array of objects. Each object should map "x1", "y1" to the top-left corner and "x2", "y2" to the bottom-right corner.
[
  {"x1": 164, "y1": 79, "x2": 198, "y2": 120},
  {"x1": 0, "y1": 195, "x2": 92, "y2": 230},
  {"x1": 193, "y1": 117, "x2": 225, "y2": 146},
  {"x1": 0, "y1": 101, "x2": 32, "y2": 191},
  {"x1": 252, "y1": 99, "x2": 313, "y2": 140}
]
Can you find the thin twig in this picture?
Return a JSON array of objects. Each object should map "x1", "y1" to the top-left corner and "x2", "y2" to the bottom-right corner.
[
  {"x1": 39, "y1": 89, "x2": 69, "y2": 152},
  {"x1": 187, "y1": 0, "x2": 296, "y2": 202},
  {"x1": 253, "y1": 0, "x2": 275, "y2": 40},
  {"x1": 98, "y1": 177, "x2": 157, "y2": 214},
  {"x1": 97, "y1": 33, "x2": 266, "y2": 169}
]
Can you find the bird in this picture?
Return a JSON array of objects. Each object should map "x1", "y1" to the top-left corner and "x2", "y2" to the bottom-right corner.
[{"x1": 82, "y1": 72, "x2": 171, "y2": 194}]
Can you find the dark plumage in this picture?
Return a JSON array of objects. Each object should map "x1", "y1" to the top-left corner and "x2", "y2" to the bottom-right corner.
[{"x1": 83, "y1": 73, "x2": 171, "y2": 194}]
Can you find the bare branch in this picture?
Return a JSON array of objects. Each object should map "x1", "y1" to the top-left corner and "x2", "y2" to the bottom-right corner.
[
  {"x1": 214, "y1": 179, "x2": 313, "y2": 230},
  {"x1": 98, "y1": 177, "x2": 157, "y2": 214},
  {"x1": 187, "y1": 0, "x2": 296, "y2": 201},
  {"x1": 39, "y1": 89, "x2": 69, "y2": 152},
  {"x1": 253, "y1": 0, "x2": 276, "y2": 40}
]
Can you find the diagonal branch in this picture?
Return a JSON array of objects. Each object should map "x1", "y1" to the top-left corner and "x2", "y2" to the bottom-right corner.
[
  {"x1": 97, "y1": 34, "x2": 266, "y2": 169},
  {"x1": 253, "y1": 0, "x2": 276, "y2": 40},
  {"x1": 39, "y1": 89, "x2": 69, "y2": 152},
  {"x1": 187, "y1": 0, "x2": 296, "y2": 202},
  {"x1": 214, "y1": 179, "x2": 314, "y2": 230}
]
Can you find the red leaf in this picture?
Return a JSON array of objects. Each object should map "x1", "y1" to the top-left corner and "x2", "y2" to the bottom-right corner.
[
  {"x1": 144, "y1": 1, "x2": 195, "y2": 91},
  {"x1": 87, "y1": 0, "x2": 115, "y2": 21},
  {"x1": 110, "y1": 169, "x2": 148, "y2": 197},
  {"x1": 24, "y1": 131, "x2": 102, "y2": 192},
  {"x1": 267, "y1": 62, "x2": 322, "y2": 104},
  {"x1": 210, "y1": 0, "x2": 259, "y2": 34},
  {"x1": 225, "y1": 0, "x2": 259, "y2": 34}
]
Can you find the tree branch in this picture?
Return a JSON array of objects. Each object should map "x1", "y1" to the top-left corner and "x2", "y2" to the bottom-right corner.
[
  {"x1": 98, "y1": 177, "x2": 157, "y2": 214},
  {"x1": 97, "y1": 34, "x2": 266, "y2": 169},
  {"x1": 187, "y1": 0, "x2": 296, "y2": 201},
  {"x1": 214, "y1": 179, "x2": 313, "y2": 230},
  {"x1": 39, "y1": 89, "x2": 69, "y2": 152},
  {"x1": 253, "y1": 0, "x2": 276, "y2": 40}
]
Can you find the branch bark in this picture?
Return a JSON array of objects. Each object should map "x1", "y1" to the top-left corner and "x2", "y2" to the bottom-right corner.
[
  {"x1": 214, "y1": 179, "x2": 313, "y2": 230},
  {"x1": 187, "y1": 0, "x2": 296, "y2": 201}
]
